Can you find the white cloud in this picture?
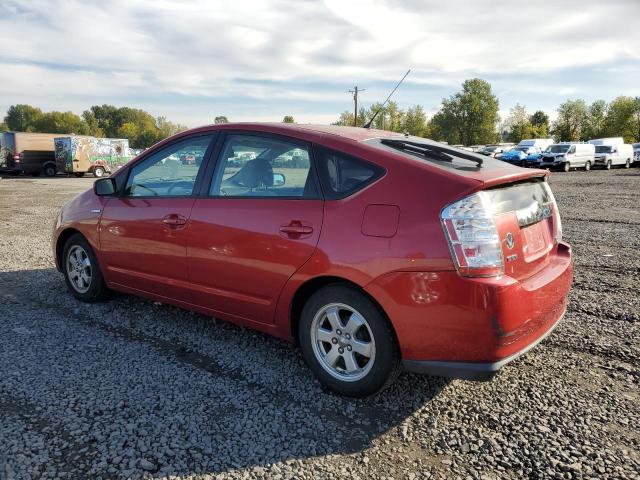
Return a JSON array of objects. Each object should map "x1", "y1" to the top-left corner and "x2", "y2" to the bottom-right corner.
[{"x1": 0, "y1": 0, "x2": 638, "y2": 126}]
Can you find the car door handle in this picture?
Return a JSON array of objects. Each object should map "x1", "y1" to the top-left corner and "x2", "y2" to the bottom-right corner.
[
  {"x1": 279, "y1": 221, "x2": 313, "y2": 238},
  {"x1": 162, "y1": 214, "x2": 187, "y2": 227}
]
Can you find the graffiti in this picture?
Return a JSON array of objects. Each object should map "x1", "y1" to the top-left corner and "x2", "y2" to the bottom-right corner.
[{"x1": 54, "y1": 136, "x2": 132, "y2": 173}]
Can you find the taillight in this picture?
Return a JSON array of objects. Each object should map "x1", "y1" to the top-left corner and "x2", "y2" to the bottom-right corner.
[
  {"x1": 441, "y1": 192, "x2": 504, "y2": 277},
  {"x1": 14, "y1": 153, "x2": 21, "y2": 163},
  {"x1": 542, "y1": 181, "x2": 562, "y2": 242}
]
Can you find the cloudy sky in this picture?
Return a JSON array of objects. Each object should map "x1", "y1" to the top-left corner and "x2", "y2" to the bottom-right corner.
[{"x1": 1, "y1": 0, "x2": 638, "y2": 127}]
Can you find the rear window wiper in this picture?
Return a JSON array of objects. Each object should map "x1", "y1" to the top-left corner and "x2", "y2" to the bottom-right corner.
[{"x1": 380, "y1": 139, "x2": 483, "y2": 167}]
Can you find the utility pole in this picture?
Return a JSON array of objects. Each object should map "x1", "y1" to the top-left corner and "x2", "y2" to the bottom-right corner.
[{"x1": 348, "y1": 86, "x2": 365, "y2": 127}]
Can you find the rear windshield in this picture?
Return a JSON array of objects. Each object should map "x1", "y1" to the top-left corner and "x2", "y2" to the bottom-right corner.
[
  {"x1": 485, "y1": 179, "x2": 551, "y2": 220},
  {"x1": 365, "y1": 137, "x2": 513, "y2": 173}
]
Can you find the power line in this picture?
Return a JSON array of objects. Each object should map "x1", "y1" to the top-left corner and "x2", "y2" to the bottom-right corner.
[{"x1": 348, "y1": 86, "x2": 365, "y2": 127}]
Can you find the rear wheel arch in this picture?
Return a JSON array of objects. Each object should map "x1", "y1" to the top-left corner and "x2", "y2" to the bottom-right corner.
[{"x1": 289, "y1": 276, "x2": 399, "y2": 352}]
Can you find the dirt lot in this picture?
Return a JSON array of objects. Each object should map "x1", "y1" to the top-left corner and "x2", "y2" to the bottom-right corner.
[{"x1": 0, "y1": 171, "x2": 638, "y2": 480}]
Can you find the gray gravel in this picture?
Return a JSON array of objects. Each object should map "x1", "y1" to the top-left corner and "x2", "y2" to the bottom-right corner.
[{"x1": 0, "y1": 171, "x2": 639, "y2": 479}]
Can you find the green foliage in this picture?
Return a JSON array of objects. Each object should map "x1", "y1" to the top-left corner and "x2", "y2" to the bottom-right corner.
[
  {"x1": 214, "y1": 115, "x2": 229, "y2": 124},
  {"x1": 603, "y1": 96, "x2": 638, "y2": 143},
  {"x1": 2, "y1": 104, "x2": 188, "y2": 148},
  {"x1": 429, "y1": 79, "x2": 500, "y2": 145},
  {"x1": 552, "y1": 100, "x2": 589, "y2": 141},
  {"x1": 4, "y1": 104, "x2": 44, "y2": 132},
  {"x1": 584, "y1": 100, "x2": 607, "y2": 139},
  {"x1": 282, "y1": 115, "x2": 295, "y2": 123}
]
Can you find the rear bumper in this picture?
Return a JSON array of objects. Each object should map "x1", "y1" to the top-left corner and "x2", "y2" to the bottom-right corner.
[
  {"x1": 365, "y1": 242, "x2": 573, "y2": 375},
  {"x1": 402, "y1": 306, "x2": 565, "y2": 380}
]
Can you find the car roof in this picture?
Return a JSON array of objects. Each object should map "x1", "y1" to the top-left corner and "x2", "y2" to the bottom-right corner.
[{"x1": 201, "y1": 122, "x2": 405, "y2": 143}]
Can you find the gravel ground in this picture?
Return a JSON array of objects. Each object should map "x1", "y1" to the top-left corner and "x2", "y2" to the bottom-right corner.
[{"x1": 0, "y1": 171, "x2": 638, "y2": 480}]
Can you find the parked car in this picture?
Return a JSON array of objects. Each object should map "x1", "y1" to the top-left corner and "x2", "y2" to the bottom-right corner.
[
  {"x1": 52, "y1": 124, "x2": 573, "y2": 397},
  {"x1": 632, "y1": 143, "x2": 640, "y2": 163},
  {"x1": 517, "y1": 138, "x2": 554, "y2": 151},
  {"x1": 0, "y1": 132, "x2": 59, "y2": 176},
  {"x1": 530, "y1": 143, "x2": 596, "y2": 172},
  {"x1": 589, "y1": 138, "x2": 634, "y2": 169},
  {"x1": 478, "y1": 145, "x2": 508, "y2": 157},
  {"x1": 500, "y1": 146, "x2": 543, "y2": 166}
]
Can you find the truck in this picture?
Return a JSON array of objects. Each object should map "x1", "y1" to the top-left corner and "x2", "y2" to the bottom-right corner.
[
  {"x1": 588, "y1": 137, "x2": 634, "y2": 169},
  {"x1": 54, "y1": 136, "x2": 131, "y2": 177},
  {"x1": 529, "y1": 142, "x2": 596, "y2": 172},
  {"x1": 0, "y1": 132, "x2": 60, "y2": 176},
  {"x1": 517, "y1": 138, "x2": 555, "y2": 150}
]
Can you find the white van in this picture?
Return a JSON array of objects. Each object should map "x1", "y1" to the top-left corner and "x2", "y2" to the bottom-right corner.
[
  {"x1": 534, "y1": 142, "x2": 595, "y2": 172},
  {"x1": 588, "y1": 138, "x2": 634, "y2": 169},
  {"x1": 517, "y1": 138, "x2": 554, "y2": 150}
]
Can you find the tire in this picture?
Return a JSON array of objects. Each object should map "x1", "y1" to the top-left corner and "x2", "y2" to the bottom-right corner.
[
  {"x1": 42, "y1": 164, "x2": 56, "y2": 177},
  {"x1": 606, "y1": 160, "x2": 612, "y2": 170},
  {"x1": 584, "y1": 161, "x2": 591, "y2": 171},
  {"x1": 625, "y1": 159, "x2": 630, "y2": 169},
  {"x1": 563, "y1": 161, "x2": 570, "y2": 172},
  {"x1": 73, "y1": 172, "x2": 85, "y2": 178},
  {"x1": 299, "y1": 284, "x2": 399, "y2": 397},
  {"x1": 62, "y1": 233, "x2": 109, "y2": 302},
  {"x1": 93, "y1": 166, "x2": 106, "y2": 178}
]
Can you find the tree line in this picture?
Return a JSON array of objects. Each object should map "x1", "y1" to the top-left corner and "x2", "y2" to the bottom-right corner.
[
  {"x1": 333, "y1": 79, "x2": 640, "y2": 145},
  {"x1": 0, "y1": 104, "x2": 188, "y2": 148}
]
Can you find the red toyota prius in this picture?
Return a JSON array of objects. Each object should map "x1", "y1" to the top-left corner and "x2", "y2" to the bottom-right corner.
[{"x1": 52, "y1": 123, "x2": 573, "y2": 397}]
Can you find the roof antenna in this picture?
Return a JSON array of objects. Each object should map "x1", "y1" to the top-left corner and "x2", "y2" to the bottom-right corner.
[{"x1": 364, "y1": 69, "x2": 411, "y2": 129}]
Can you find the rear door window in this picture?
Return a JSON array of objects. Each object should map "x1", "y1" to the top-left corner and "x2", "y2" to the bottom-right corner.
[{"x1": 314, "y1": 146, "x2": 384, "y2": 200}]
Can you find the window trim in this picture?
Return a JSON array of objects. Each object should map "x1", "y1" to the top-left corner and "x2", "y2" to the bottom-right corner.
[
  {"x1": 203, "y1": 130, "x2": 322, "y2": 200},
  {"x1": 119, "y1": 133, "x2": 217, "y2": 199},
  {"x1": 312, "y1": 144, "x2": 386, "y2": 200}
]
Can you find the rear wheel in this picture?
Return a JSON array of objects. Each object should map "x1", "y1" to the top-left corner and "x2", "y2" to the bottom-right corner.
[
  {"x1": 62, "y1": 234, "x2": 109, "y2": 302},
  {"x1": 299, "y1": 285, "x2": 399, "y2": 397},
  {"x1": 93, "y1": 166, "x2": 106, "y2": 178},
  {"x1": 42, "y1": 164, "x2": 56, "y2": 177},
  {"x1": 584, "y1": 161, "x2": 591, "y2": 171},
  {"x1": 625, "y1": 159, "x2": 630, "y2": 169}
]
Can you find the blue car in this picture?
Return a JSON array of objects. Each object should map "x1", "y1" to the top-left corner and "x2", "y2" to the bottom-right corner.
[{"x1": 500, "y1": 146, "x2": 543, "y2": 167}]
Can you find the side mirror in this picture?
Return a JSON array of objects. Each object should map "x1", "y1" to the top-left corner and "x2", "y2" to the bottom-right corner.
[
  {"x1": 94, "y1": 177, "x2": 117, "y2": 196},
  {"x1": 273, "y1": 172, "x2": 285, "y2": 187}
]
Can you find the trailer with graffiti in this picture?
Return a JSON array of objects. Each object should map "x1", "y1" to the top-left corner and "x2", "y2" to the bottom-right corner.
[{"x1": 54, "y1": 136, "x2": 132, "y2": 177}]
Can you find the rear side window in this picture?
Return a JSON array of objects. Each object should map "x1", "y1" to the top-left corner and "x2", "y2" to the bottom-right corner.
[{"x1": 314, "y1": 146, "x2": 384, "y2": 200}]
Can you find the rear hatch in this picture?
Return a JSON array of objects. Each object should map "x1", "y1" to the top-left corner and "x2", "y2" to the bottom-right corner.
[{"x1": 485, "y1": 179, "x2": 559, "y2": 280}]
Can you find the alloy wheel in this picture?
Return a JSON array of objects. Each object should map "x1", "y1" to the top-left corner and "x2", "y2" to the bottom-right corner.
[
  {"x1": 66, "y1": 245, "x2": 92, "y2": 293},
  {"x1": 310, "y1": 303, "x2": 376, "y2": 382}
]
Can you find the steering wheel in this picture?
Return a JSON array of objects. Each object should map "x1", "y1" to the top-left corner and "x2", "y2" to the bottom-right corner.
[
  {"x1": 167, "y1": 181, "x2": 193, "y2": 195},
  {"x1": 133, "y1": 184, "x2": 158, "y2": 196}
]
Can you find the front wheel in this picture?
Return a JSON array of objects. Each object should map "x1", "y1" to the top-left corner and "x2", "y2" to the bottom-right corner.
[
  {"x1": 62, "y1": 234, "x2": 109, "y2": 302},
  {"x1": 584, "y1": 161, "x2": 591, "y2": 171},
  {"x1": 93, "y1": 166, "x2": 106, "y2": 178},
  {"x1": 563, "y1": 161, "x2": 570, "y2": 172},
  {"x1": 606, "y1": 160, "x2": 612, "y2": 170},
  {"x1": 299, "y1": 285, "x2": 399, "y2": 397}
]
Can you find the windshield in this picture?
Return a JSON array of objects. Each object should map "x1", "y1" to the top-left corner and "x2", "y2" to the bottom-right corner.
[
  {"x1": 545, "y1": 145, "x2": 570, "y2": 153},
  {"x1": 482, "y1": 146, "x2": 499, "y2": 152},
  {"x1": 595, "y1": 146, "x2": 612, "y2": 153},
  {"x1": 514, "y1": 147, "x2": 528, "y2": 152}
]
